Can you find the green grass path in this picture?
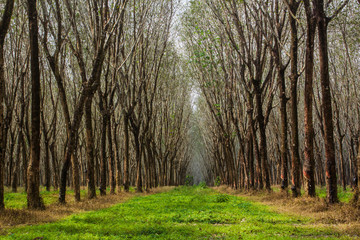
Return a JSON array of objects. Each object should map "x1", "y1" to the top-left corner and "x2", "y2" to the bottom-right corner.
[{"x1": 1, "y1": 186, "x2": 354, "y2": 239}]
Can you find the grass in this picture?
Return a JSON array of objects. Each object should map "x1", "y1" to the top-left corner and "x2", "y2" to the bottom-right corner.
[
  {"x1": 271, "y1": 185, "x2": 353, "y2": 203},
  {"x1": 0, "y1": 186, "x2": 143, "y2": 230},
  {"x1": 315, "y1": 186, "x2": 353, "y2": 203},
  {"x1": 216, "y1": 185, "x2": 360, "y2": 236},
  {"x1": 4, "y1": 188, "x2": 78, "y2": 209},
  {"x1": 3, "y1": 186, "x2": 136, "y2": 209},
  {"x1": 1, "y1": 186, "x2": 356, "y2": 239}
]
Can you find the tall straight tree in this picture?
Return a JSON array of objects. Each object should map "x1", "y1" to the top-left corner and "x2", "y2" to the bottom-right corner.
[
  {"x1": 354, "y1": 0, "x2": 360, "y2": 204},
  {"x1": 0, "y1": 0, "x2": 15, "y2": 210},
  {"x1": 27, "y1": 0, "x2": 45, "y2": 209},
  {"x1": 286, "y1": 0, "x2": 301, "y2": 197},
  {"x1": 313, "y1": 0, "x2": 349, "y2": 204},
  {"x1": 303, "y1": 0, "x2": 317, "y2": 197}
]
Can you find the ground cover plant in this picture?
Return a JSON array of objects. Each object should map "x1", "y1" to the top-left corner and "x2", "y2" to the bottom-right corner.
[{"x1": 1, "y1": 186, "x2": 357, "y2": 240}]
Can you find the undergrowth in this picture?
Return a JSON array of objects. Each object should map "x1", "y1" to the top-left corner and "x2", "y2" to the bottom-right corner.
[
  {"x1": 1, "y1": 185, "x2": 355, "y2": 239},
  {"x1": 3, "y1": 187, "x2": 136, "y2": 209}
]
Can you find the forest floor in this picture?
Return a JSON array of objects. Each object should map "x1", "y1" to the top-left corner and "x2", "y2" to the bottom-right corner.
[
  {"x1": 216, "y1": 185, "x2": 360, "y2": 238},
  {"x1": 0, "y1": 186, "x2": 171, "y2": 233},
  {"x1": 0, "y1": 186, "x2": 359, "y2": 239}
]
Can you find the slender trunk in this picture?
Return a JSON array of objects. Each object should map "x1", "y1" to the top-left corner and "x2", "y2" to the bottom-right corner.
[
  {"x1": 338, "y1": 137, "x2": 346, "y2": 191},
  {"x1": 254, "y1": 79, "x2": 271, "y2": 191},
  {"x1": 27, "y1": 0, "x2": 44, "y2": 209},
  {"x1": 0, "y1": 0, "x2": 15, "y2": 210},
  {"x1": 123, "y1": 115, "x2": 130, "y2": 192},
  {"x1": 113, "y1": 124, "x2": 122, "y2": 193},
  {"x1": 107, "y1": 115, "x2": 116, "y2": 194},
  {"x1": 12, "y1": 137, "x2": 20, "y2": 192},
  {"x1": 58, "y1": 94, "x2": 87, "y2": 203},
  {"x1": 44, "y1": 139, "x2": 51, "y2": 191},
  {"x1": 351, "y1": 138, "x2": 357, "y2": 189},
  {"x1": 41, "y1": 108, "x2": 51, "y2": 192},
  {"x1": 278, "y1": 67, "x2": 288, "y2": 191},
  {"x1": 144, "y1": 149, "x2": 150, "y2": 192},
  {"x1": 354, "y1": 140, "x2": 360, "y2": 203},
  {"x1": 161, "y1": 159, "x2": 167, "y2": 186},
  {"x1": 335, "y1": 106, "x2": 346, "y2": 191},
  {"x1": 247, "y1": 93, "x2": 259, "y2": 189},
  {"x1": 22, "y1": 131, "x2": 28, "y2": 190},
  {"x1": 289, "y1": 2, "x2": 301, "y2": 197},
  {"x1": 100, "y1": 114, "x2": 107, "y2": 196},
  {"x1": 134, "y1": 132, "x2": 142, "y2": 192},
  {"x1": 50, "y1": 143, "x2": 58, "y2": 190},
  {"x1": 71, "y1": 151, "x2": 81, "y2": 201},
  {"x1": 7, "y1": 140, "x2": 14, "y2": 187},
  {"x1": 85, "y1": 97, "x2": 96, "y2": 199},
  {"x1": 303, "y1": 0, "x2": 316, "y2": 197},
  {"x1": 316, "y1": 2, "x2": 338, "y2": 204},
  {"x1": 7, "y1": 143, "x2": 13, "y2": 187},
  {"x1": 248, "y1": 133, "x2": 254, "y2": 189}
]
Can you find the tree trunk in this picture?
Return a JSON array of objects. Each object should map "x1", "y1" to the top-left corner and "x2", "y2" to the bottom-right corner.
[
  {"x1": 58, "y1": 93, "x2": 87, "y2": 204},
  {"x1": 50, "y1": 143, "x2": 58, "y2": 190},
  {"x1": 44, "y1": 139, "x2": 51, "y2": 191},
  {"x1": 289, "y1": 1, "x2": 301, "y2": 198},
  {"x1": 123, "y1": 115, "x2": 130, "y2": 192},
  {"x1": 354, "y1": 139, "x2": 360, "y2": 203},
  {"x1": 100, "y1": 114, "x2": 107, "y2": 196},
  {"x1": 134, "y1": 131, "x2": 142, "y2": 193},
  {"x1": 41, "y1": 111, "x2": 51, "y2": 192},
  {"x1": 278, "y1": 67, "x2": 289, "y2": 191},
  {"x1": 315, "y1": 0, "x2": 338, "y2": 204},
  {"x1": 27, "y1": 0, "x2": 45, "y2": 209},
  {"x1": 85, "y1": 97, "x2": 96, "y2": 199},
  {"x1": 71, "y1": 152, "x2": 81, "y2": 202},
  {"x1": 254, "y1": 79, "x2": 271, "y2": 191},
  {"x1": 113, "y1": 124, "x2": 122, "y2": 193},
  {"x1": 12, "y1": 138, "x2": 20, "y2": 192},
  {"x1": 107, "y1": 115, "x2": 116, "y2": 194},
  {"x1": 303, "y1": 0, "x2": 316, "y2": 197},
  {"x1": 0, "y1": 0, "x2": 15, "y2": 211}
]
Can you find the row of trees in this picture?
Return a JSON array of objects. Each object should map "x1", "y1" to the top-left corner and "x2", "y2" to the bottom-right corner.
[
  {"x1": 0, "y1": 0, "x2": 192, "y2": 210},
  {"x1": 183, "y1": 0, "x2": 360, "y2": 204}
]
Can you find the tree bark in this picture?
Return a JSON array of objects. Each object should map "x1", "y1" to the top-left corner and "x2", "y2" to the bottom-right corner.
[
  {"x1": 278, "y1": 67, "x2": 289, "y2": 191},
  {"x1": 27, "y1": 0, "x2": 45, "y2": 209},
  {"x1": 315, "y1": 0, "x2": 338, "y2": 204},
  {"x1": 85, "y1": 97, "x2": 96, "y2": 199},
  {"x1": 123, "y1": 115, "x2": 130, "y2": 192},
  {"x1": 0, "y1": 0, "x2": 15, "y2": 211},
  {"x1": 254, "y1": 79, "x2": 271, "y2": 191},
  {"x1": 289, "y1": 1, "x2": 301, "y2": 197},
  {"x1": 303, "y1": 0, "x2": 316, "y2": 197},
  {"x1": 107, "y1": 114, "x2": 116, "y2": 194},
  {"x1": 100, "y1": 113, "x2": 107, "y2": 196},
  {"x1": 113, "y1": 122, "x2": 122, "y2": 193},
  {"x1": 134, "y1": 129, "x2": 143, "y2": 192}
]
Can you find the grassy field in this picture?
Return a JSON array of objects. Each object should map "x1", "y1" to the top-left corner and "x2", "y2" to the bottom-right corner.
[{"x1": 1, "y1": 186, "x2": 356, "y2": 240}]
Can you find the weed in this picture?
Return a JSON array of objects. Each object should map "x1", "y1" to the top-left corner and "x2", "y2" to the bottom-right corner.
[
  {"x1": 185, "y1": 176, "x2": 194, "y2": 186},
  {"x1": 214, "y1": 176, "x2": 221, "y2": 187},
  {"x1": 198, "y1": 181, "x2": 207, "y2": 189},
  {"x1": 215, "y1": 194, "x2": 229, "y2": 203}
]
